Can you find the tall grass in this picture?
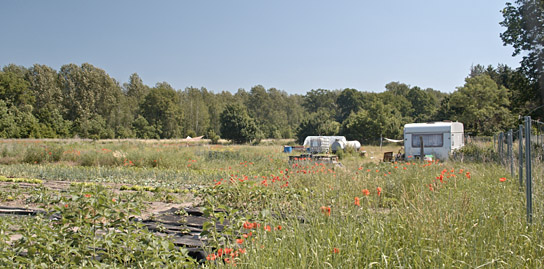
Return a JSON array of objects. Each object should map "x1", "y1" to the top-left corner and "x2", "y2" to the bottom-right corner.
[{"x1": 0, "y1": 140, "x2": 542, "y2": 267}]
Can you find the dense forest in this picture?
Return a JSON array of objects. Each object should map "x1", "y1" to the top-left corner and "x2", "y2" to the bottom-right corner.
[
  {"x1": 0, "y1": 1, "x2": 541, "y2": 144},
  {"x1": 0, "y1": 62, "x2": 536, "y2": 144}
]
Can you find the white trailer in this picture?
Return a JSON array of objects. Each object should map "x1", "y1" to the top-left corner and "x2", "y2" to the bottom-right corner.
[
  {"x1": 403, "y1": 122, "x2": 464, "y2": 161},
  {"x1": 303, "y1": 136, "x2": 347, "y2": 154}
]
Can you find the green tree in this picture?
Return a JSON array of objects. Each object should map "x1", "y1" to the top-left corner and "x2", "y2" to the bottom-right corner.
[
  {"x1": 379, "y1": 91, "x2": 413, "y2": 121},
  {"x1": 448, "y1": 74, "x2": 514, "y2": 135},
  {"x1": 219, "y1": 103, "x2": 258, "y2": 144},
  {"x1": 500, "y1": 0, "x2": 544, "y2": 107},
  {"x1": 283, "y1": 94, "x2": 305, "y2": 138},
  {"x1": 125, "y1": 73, "x2": 150, "y2": 104},
  {"x1": 0, "y1": 100, "x2": 19, "y2": 138},
  {"x1": 139, "y1": 83, "x2": 183, "y2": 139},
  {"x1": 385, "y1": 81, "x2": 411, "y2": 96},
  {"x1": 245, "y1": 85, "x2": 292, "y2": 138},
  {"x1": 341, "y1": 102, "x2": 403, "y2": 143},
  {"x1": 121, "y1": 73, "x2": 150, "y2": 137},
  {"x1": 0, "y1": 101, "x2": 41, "y2": 138},
  {"x1": 181, "y1": 87, "x2": 210, "y2": 136},
  {"x1": 75, "y1": 115, "x2": 113, "y2": 139},
  {"x1": 132, "y1": 115, "x2": 158, "y2": 139},
  {"x1": 470, "y1": 64, "x2": 535, "y2": 115},
  {"x1": 336, "y1": 88, "x2": 364, "y2": 122},
  {"x1": 0, "y1": 66, "x2": 33, "y2": 108},
  {"x1": 406, "y1": 87, "x2": 438, "y2": 122},
  {"x1": 341, "y1": 110, "x2": 373, "y2": 143},
  {"x1": 59, "y1": 63, "x2": 122, "y2": 137},
  {"x1": 27, "y1": 64, "x2": 71, "y2": 137},
  {"x1": 302, "y1": 89, "x2": 339, "y2": 113},
  {"x1": 207, "y1": 91, "x2": 234, "y2": 136},
  {"x1": 294, "y1": 109, "x2": 340, "y2": 144}
]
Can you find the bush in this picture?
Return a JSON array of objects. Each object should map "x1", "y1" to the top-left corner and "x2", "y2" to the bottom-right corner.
[
  {"x1": 206, "y1": 130, "x2": 220, "y2": 144},
  {"x1": 45, "y1": 144, "x2": 63, "y2": 162},
  {"x1": 451, "y1": 143, "x2": 497, "y2": 163},
  {"x1": 23, "y1": 146, "x2": 48, "y2": 164},
  {"x1": 186, "y1": 130, "x2": 197, "y2": 138},
  {"x1": 335, "y1": 149, "x2": 345, "y2": 160}
]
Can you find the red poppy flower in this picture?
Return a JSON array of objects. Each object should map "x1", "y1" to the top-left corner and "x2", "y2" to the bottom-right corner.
[
  {"x1": 354, "y1": 197, "x2": 360, "y2": 206},
  {"x1": 500, "y1": 177, "x2": 507, "y2": 182},
  {"x1": 320, "y1": 206, "x2": 331, "y2": 216},
  {"x1": 332, "y1": 248, "x2": 339, "y2": 254},
  {"x1": 362, "y1": 189, "x2": 370, "y2": 196},
  {"x1": 206, "y1": 254, "x2": 216, "y2": 261},
  {"x1": 377, "y1": 187, "x2": 382, "y2": 196},
  {"x1": 236, "y1": 238, "x2": 244, "y2": 244}
]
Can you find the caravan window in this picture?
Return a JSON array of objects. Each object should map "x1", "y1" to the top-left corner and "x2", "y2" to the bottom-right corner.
[{"x1": 412, "y1": 134, "x2": 443, "y2": 148}]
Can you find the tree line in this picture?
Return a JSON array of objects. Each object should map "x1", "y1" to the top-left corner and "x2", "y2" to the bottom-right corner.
[
  {"x1": 0, "y1": 1, "x2": 541, "y2": 143},
  {"x1": 0, "y1": 62, "x2": 534, "y2": 143}
]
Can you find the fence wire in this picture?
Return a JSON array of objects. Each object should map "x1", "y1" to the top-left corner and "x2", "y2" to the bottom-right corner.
[{"x1": 492, "y1": 116, "x2": 544, "y2": 223}]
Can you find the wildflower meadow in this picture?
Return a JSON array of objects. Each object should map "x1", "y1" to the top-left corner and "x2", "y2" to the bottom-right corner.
[{"x1": 0, "y1": 139, "x2": 542, "y2": 267}]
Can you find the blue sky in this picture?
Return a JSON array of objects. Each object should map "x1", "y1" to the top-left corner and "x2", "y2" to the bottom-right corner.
[{"x1": 0, "y1": 1, "x2": 521, "y2": 94}]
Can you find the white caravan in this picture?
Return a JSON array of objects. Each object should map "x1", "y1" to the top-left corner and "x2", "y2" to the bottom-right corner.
[
  {"x1": 403, "y1": 122, "x2": 464, "y2": 161},
  {"x1": 303, "y1": 136, "x2": 347, "y2": 154}
]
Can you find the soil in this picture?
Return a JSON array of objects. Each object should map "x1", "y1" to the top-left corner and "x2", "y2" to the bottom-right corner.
[{"x1": 0, "y1": 179, "x2": 200, "y2": 218}]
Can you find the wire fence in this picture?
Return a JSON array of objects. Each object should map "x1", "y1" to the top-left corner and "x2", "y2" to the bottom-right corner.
[{"x1": 492, "y1": 116, "x2": 544, "y2": 223}]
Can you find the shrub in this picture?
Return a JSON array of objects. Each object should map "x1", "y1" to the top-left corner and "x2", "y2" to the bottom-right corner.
[
  {"x1": 452, "y1": 143, "x2": 497, "y2": 162},
  {"x1": 23, "y1": 146, "x2": 48, "y2": 164},
  {"x1": 206, "y1": 130, "x2": 220, "y2": 144},
  {"x1": 335, "y1": 149, "x2": 345, "y2": 160}
]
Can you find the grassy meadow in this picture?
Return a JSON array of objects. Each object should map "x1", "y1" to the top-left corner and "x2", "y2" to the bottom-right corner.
[{"x1": 0, "y1": 139, "x2": 542, "y2": 268}]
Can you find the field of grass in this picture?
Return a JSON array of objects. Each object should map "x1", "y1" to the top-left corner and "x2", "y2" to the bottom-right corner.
[{"x1": 0, "y1": 140, "x2": 542, "y2": 267}]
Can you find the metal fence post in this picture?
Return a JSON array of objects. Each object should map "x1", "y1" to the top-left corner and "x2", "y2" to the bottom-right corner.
[
  {"x1": 525, "y1": 116, "x2": 532, "y2": 224},
  {"x1": 494, "y1": 134, "x2": 497, "y2": 152},
  {"x1": 519, "y1": 124, "x2": 524, "y2": 190},
  {"x1": 508, "y1": 129, "x2": 514, "y2": 178},
  {"x1": 499, "y1": 132, "x2": 504, "y2": 164}
]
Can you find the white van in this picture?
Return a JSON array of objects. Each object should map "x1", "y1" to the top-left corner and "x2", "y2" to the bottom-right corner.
[{"x1": 403, "y1": 122, "x2": 464, "y2": 161}]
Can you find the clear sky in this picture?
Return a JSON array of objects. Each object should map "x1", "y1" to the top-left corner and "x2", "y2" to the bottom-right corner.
[{"x1": 0, "y1": 1, "x2": 522, "y2": 94}]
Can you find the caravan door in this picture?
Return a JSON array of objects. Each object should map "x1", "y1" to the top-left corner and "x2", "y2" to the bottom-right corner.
[{"x1": 404, "y1": 133, "x2": 411, "y2": 158}]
